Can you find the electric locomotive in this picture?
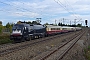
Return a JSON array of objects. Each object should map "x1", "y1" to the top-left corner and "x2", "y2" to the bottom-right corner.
[{"x1": 10, "y1": 23, "x2": 47, "y2": 42}]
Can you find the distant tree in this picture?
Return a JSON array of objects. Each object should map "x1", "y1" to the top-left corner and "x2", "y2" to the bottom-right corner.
[
  {"x1": 17, "y1": 21, "x2": 22, "y2": 24},
  {"x1": 50, "y1": 24, "x2": 54, "y2": 25},
  {"x1": 5, "y1": 22, "x2": 14, "y2": 32},
  {"x1": 0, "y1": 25, "x2": 2, "y2": 33},
  {"x1": 26, "y1": 21, "x2": 32, "y2": 24},
  {"x1": 11, "y1": 23, "x2": 14, "y2": 27},
  {"x1": 71, "y1": 24, "x2": 76, "y2": 27},
  {"x1": 58, "y1": 22, "x2": 64, "y2": 26},
  {"x1": 44, "y1": 23, "x2": 49, "y2": 25},
  {"x1": 77, "y1": 24, "x2": 82, "y2": 27},
  {"x1": 32, "y1": 21, "x2": 37, "y2": 24},
  {"x1": 32, "y1": 21, "x2": 41, "y2": 25},
  {"x1": 67, "y1": 24, "x2": 71, "y2": 27},
  {"x1": 58, "y1": 22, "x2": 60, "y2": 26},
  {"x1": 61, "y1": 23, "x2": 66, "y2": 26},
  {"x1": 0, "y1": 21, "x2": 2, "y2": 25},
  {"x1": 6, "y1": 22, "x2": 10, "y2": 28}
]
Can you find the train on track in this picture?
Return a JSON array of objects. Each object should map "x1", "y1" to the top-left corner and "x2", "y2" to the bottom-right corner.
[{"x1": 10, "y1": 23, "x2": 82, "y2": 42}]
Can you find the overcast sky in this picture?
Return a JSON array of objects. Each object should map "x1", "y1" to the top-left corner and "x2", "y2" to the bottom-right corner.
[{"x1": 0, "y1": 0, "x2": 90, "y2": 26}]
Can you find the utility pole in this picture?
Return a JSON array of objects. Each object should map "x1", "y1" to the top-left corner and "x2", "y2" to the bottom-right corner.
[
  {"x1": 62, "y1": 18, "x2": 64, "y2": 24},
  {"x1": 74, "y1": 19, "x2": 77, "y2": 26},
  {"x1": 74, "y1": 19, "x2": 77, "y2": 33},
  {"x1": 59, "y1": 19, "x2": 60, "y2": 23},
  {"x1": 55, "y1": 19, "x2": 57, "y2": 25},
  {"x1": 70, "y1": 20, "x2": 71, "y2": 26}
]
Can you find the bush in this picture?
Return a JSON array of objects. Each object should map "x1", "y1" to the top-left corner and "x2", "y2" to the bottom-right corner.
[
  {"x1": 0, "y1": 26, "x2": 2, "y2": 33},
  {"x1": 0, "y1": 39, "x2": 13, "y2": 44},
  {"x1": 84, "y1": 46, "x2": 90, "y2": 60},
  {"x1": 0, "y1": 35, "x2": 9, "y2": 39},
  {"x1": 0, "y1": 33, "x2": 13, "y2": 45}
]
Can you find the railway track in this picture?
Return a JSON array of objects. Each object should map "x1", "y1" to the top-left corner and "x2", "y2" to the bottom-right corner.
[
  {"x1": 32, "y1": 29, "x2": 86, "y2": 60},
  {"x1": 0, "y1": 30, "x2": 82, "y2": 57}
]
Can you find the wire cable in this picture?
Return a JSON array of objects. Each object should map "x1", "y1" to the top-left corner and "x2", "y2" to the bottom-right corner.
[
  {"x1": 54, "y1": 0, "x2": 80, "y2": 19},
  {"x1": 64, "y1": 0, "x2": 81, "y2": 20}
]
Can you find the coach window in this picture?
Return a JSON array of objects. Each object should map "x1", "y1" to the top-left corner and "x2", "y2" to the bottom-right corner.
[
  {"x1": 57, "y1": 28, "x2": 59, "y2": 30},
  {"x1": 51, "y1": 28, "x2": 52, "y2": 30},
  {"x1": 51, "y1": 28, "x2": 54, "y2": 30}
]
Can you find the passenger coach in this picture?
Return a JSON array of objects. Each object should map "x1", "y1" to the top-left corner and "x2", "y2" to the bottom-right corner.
[
  {"x1": 46, "y1": 25, "x2": 82, "y2": 35},
  {"x1": 46, "y1": 25, "x2": 62, "y2": 35}
]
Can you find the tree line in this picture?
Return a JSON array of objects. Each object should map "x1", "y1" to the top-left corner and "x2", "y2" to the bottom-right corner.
[
  {"x1": 0, "y1": 20, "x2": 83, "y2": 33},
  {"x1": 44, "y1": 22, "x2": 82, "y2": 27},
  {"x1": 0, "y1": 22, "x2": 13, "y2": 33},
  {"x1": 0, "y1": 20, "x2": 41, "y2": 33}
]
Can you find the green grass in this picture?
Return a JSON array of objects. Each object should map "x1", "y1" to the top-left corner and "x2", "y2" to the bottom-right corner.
[
  {"x1": 0, "y1": 39, "x2": 13, "y2": 45},
  {"x1": 84, "y1": 46, "x2": 90, "y2": 60},
  {"x1": 0, "y1": 33, "x2": 13, "y2": 45}
]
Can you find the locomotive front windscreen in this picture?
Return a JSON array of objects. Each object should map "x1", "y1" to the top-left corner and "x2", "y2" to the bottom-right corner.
[
  {"x1": 12, "y1": 24, "x2": 24, "y2": 34},
  {"x1": 13, "y1": 24, "x2": 24, "y2": 29}
]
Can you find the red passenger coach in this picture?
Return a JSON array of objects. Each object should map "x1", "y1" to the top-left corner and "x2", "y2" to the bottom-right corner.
[
  {"x1": 46, "y1": 25, "x2": 62, "y2": 35},
  {"x1": 46, "y1": 25, "x2": 82, "y2": 35}
]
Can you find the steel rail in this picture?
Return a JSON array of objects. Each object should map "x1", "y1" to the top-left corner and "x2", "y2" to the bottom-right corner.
[
  {"x1": 0, "y1": 31, "x2": 81, "y2": 57},
  {"x1": 39, "y1": 30, "x2": 85, "y2": 60},
  {"x1": 57, "y1": 30, "x2": 85, "y2": 60}
]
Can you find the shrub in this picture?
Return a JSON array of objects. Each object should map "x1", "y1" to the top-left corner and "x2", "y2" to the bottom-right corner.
[
  {"x1": 84, "y1": 46, "x2": 90, "y2": 60},
  {"x1": 0, "y1": 33, "x2": 13, "y2": 45},
  {"x1": 0, "y1": 39, "x2": 13, "y2": 44}
]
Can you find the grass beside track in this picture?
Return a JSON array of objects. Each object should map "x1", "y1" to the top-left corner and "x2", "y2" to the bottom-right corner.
[
  {"x1": 84, "y1": 46, "x2": 90, "y2": 60},
  {"x1": 0, "y1": 33, "x2": 13, "y2": 45}
]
